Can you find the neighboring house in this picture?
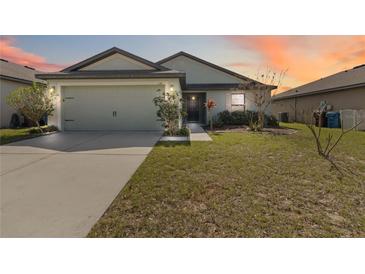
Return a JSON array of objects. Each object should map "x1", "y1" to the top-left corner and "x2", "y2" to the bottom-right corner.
[
  {"x1": 272, "y1": 64, "x2": 365, "y2": 123},
  {"x1": 36, "y1": 47, "x2": 276, "y2": 131},
  {"x1": 0, "y1": 59, "x2": 45, "y2": 128}
]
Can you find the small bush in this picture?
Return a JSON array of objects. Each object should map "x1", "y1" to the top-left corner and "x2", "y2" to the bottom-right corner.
[
  {"x1": 216, "y1": 110, "x2": 233, "y2": 125},
  {"x1": 212, "y1": 117, "x2": 224, "y2": 128},
  {"x1": 164, "y1": 126, "x2": 190, "y2": 136},
  {"x1": 265, "y1": 115, "x2": 279, "y2": 127}
]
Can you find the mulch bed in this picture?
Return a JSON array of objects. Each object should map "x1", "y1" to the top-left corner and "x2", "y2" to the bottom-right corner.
[{"x1": 207, "y1": 125, "x2": 297, "y2": 135}]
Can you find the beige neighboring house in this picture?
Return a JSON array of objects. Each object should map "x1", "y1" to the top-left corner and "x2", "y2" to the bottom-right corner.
[
  {"x1": 0, "y1": 59, "x2": 45, "y2": 128},
  {"x1": 272, "y1": 64, "x2": 365, "y2": 123},
  {"x1": 36, "y1": 47, "x2": 276, "y2": 131}
]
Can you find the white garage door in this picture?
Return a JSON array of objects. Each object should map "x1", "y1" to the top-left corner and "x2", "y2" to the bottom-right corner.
[{"x1": 62, "y1": 85, "x2": 163, "y2": 130}]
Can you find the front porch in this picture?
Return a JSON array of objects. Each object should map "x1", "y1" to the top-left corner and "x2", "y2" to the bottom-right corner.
[{"x1": 182, "y1": 92, "x2": 207, "y2": 125}]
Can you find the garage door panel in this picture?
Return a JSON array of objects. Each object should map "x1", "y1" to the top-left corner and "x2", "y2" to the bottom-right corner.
[{"x1": 62, "y1": 85, "x2": 163, "y2": 130}]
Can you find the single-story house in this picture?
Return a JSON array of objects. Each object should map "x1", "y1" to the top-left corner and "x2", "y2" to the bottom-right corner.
[
  {"x1": 272, "y1": 64, "x2": 365, "y2": 123},
  {"x1": 36, "y1": 47, "x2": 276, "y2": 131},
  {"x1": 0, "y1": 59, "x2": 45, "y2": 128}
]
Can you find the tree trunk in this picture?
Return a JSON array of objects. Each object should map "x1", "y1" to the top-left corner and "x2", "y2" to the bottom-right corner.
[{"x1": 35, "y1": 120, "x2": 43, "y2": 133}]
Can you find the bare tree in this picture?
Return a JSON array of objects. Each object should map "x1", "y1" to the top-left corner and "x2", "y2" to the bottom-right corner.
[
  {"x1": 305, "y1": 105, "x2": 362, "y2": 174},
  {"x1": 239, "y1": 67, "x2": 287, "y2": 131}
]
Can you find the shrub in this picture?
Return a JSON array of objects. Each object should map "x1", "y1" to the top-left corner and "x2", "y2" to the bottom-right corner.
[
  {"x1": 164, "y1": 126, "x2": 190, "y2": 136},
  {"x1": 215, "y1": 110, "x2": 278, "y2": 127},
  {"x1": 265, "y1": 115, "x2": 279, "y2": 127},
  {"x1": 231, "y1": 111, "x2": 249, "y2": 125},
  {"x1": 217, "y1": 110, "x2": 234, "y2": 125},
  {"x1": 153, "y1": 90, "x2": 184, "y2": 136},
  {"x1": 6, "y1": 83, "x2": 57, "y2": 133}
]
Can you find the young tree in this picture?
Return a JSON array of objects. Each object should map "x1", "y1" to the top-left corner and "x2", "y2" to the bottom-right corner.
[
  {"x1": 6, "y1": 83, "x2": 57, "y2": 132},
  {"x1": 239, "y1": 67, "x2": 287, "y2": 131},
  {"x1": 305, "y1": 105, "x2": 362, "y2": 174},
  {"x1": 204, "y1": 99, "x2": 217, "y2": 130},
  {"x1": 153, "y1": 90, "x2": 185, "y2": 136}
]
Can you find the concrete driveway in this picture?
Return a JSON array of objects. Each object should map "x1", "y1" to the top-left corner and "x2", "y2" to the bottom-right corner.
[{"x1": 0, "y1": 131, "x2": 161, "y2": 237}]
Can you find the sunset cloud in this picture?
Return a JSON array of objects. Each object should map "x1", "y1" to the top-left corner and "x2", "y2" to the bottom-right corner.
[
  {"x1": 226, "y1": 36, "x2": 365, "y2": 92},
  {"x1": 0, "y1": 37, "x2": 65, "y2": 71}
]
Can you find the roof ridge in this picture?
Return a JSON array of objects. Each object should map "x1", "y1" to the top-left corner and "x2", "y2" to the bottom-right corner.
[
  {"x1": 157, "y1": 51, "x2": 268, "y2": 86},
  {"x1": 61, "y1": 47, "x2": 169, "y2": 72}
]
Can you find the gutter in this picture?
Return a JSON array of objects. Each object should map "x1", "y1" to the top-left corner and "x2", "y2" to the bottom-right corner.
[
  {"x1": 272, "y1": 82, "x2": 365, "y2": 101},
  {"x1": 0, "y1": 74, "x2": 45, "y2": 85}
]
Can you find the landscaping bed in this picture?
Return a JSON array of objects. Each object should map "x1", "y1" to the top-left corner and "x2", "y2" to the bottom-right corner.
[
  {"x1": 211, "y1": 125, "x2": 297, "y2": 135},
  {"x1": 0, "y1": 125, "x2": 58, "y2": 145},
  {"x1": 88, "y1": 123, "x2": 365, "y2": 237}
]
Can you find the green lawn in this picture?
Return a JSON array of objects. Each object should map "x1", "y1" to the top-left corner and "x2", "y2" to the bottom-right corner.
[
  {"x1": 0, "y1": 126, "x2": 56, "y2": 145},
  {"x1": 88, "y1": 123, "x2": 365, "y2": 237}
]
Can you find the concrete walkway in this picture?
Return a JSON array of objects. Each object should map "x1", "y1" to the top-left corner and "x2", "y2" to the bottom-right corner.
[
  {"x1": 187, "y1": 123, "x2": 212, "y2": 141},
  {"x1": 0, "y1": 131, "x2": 161, "y2": 237}
]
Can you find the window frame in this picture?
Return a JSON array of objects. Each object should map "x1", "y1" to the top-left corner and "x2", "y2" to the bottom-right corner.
[{"x1": 231, "y1": 92, "x2": 245, "y2": 111}]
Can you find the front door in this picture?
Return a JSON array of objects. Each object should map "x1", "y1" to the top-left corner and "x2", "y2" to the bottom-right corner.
[{"x1": 187, "y1": 94, "x2": 200, "y2": 122}]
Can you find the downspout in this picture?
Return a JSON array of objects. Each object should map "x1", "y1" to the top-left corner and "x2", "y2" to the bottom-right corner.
[{"x1": 294, "y1": 97, "x2": 297, "y2": 122}]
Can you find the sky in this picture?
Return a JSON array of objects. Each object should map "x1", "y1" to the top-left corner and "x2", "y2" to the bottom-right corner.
[{"x1": 1, "y1": 35, "x2": 364, "y2": 93}]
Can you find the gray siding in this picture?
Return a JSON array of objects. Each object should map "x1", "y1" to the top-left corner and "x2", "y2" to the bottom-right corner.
[{"x1": 272, "y1": 87, "x2": 365, "y2": 123}]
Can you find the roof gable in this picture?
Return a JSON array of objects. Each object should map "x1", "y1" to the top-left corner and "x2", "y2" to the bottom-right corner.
[
  {"x1": 62, "y1": 47, "x2": 168, "y2": 72},
  {"x1": 157, "y1": 51, "x2": 254, "y2": 84},
  {"x1": 273, "y1": 64, "x2": 365, "y2": 100}
]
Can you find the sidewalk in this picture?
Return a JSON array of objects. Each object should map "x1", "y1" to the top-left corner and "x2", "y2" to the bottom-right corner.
[{"x1": 187, "y1": 123, "x2": 212, "y2": 141}]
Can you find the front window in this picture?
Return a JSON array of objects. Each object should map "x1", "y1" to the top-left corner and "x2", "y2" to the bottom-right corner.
[{"x1": 231, "y1": 93, "x2": 245, "y2": 111}]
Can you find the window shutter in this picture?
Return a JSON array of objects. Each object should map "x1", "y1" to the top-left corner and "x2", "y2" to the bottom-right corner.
[{"x1": 225, "y1": 92, "x2": 232, "y2": 112}]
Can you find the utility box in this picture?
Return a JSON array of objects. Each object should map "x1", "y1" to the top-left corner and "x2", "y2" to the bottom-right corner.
[{"x1": 278, "y1": 112, "x2": 289, "y2": 122}]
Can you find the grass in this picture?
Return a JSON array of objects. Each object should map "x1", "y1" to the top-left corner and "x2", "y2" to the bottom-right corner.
[
  {"x1": 88, "y1": 123, "x2": 365, "y2": 237},
  {"x1": 0, "y1": 126, "x2": 57, "y2": 145}
]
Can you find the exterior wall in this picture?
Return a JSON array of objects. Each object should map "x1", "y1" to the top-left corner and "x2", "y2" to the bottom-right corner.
[
  {"x1": 272, "y1": 87, "x2": 365, "y2": 122},
  {"x1": 161, "y1": 55, "x2": 246, "y2": 84},
  {"x1": 46, "y1": 78, "x2": 182, "y2": 130},
  {"x1": 183, "y1": 89, "x2": 272, "y2": 124},
  {"x1": 206, "y1": 89, "x2": 271, "y2": 117},
  {"x1": 0, "y1": 79, "x2": 30, "y2": 128},
  {"x1": 80, "y1": 53, "x2": 154, "y2": 71}
]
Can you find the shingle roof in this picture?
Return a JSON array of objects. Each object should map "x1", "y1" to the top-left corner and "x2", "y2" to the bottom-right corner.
[
  {"x1": 61, "y1": 47, "x2": 169, "y2": 72},
  {"x1": 158, "y1": 51, "x2": 261, "y2": 83},
  {"x1": 0, "y1": 59, "x2": 45, "y2": 84},
  {"x1": 273, "y1": 64, "x2": 365, "y2": 100}
]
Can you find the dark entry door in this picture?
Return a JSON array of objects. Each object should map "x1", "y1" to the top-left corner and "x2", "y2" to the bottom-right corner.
[{"x1": 187, "y1": 95, "x2": 200, "y2": 122}]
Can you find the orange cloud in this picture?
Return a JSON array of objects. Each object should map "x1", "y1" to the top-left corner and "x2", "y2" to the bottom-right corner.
[
  {"x1": 226, "y1": 62, "x2": 252, "y2": 68},
  {"x1": 0, "y1": 37, "x2": 65, "y2": 71},
  {"x1": 226, "y1": 36, "x2": 365, "y2": 92}
]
